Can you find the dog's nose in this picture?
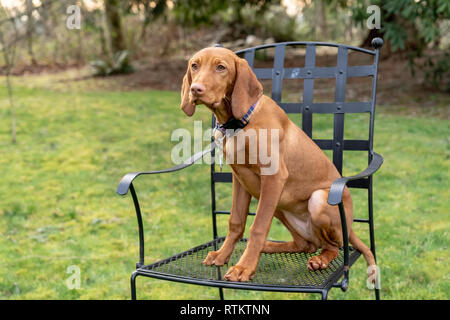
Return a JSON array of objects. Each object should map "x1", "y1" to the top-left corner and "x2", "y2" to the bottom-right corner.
[{"x1": 190, "y1": 83, "x2": 205, "y2": 96}]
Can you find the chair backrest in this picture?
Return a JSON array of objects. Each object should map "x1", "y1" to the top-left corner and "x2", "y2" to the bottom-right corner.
[{"x1": 209, "y1": 39, "x2": 383, "y2": 234}]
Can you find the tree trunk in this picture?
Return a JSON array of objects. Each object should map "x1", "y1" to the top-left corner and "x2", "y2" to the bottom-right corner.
[
  {"x1": 139, "y1": 0, "x2": 151, "y2": 40},
  {"x1": 104, "y1": 0, "x2": 126, "y2": 54},
  {"x1": 99, "y1": 22, "x2": 108, "y2": 56},
  {"x1": 5, "y1": 74, "x2": 16, "y2": 144},
  {"x1": 0, "y1": 31, "x2": 17, "y2": 143},
  {"x1": 25, "y1": 0, "x2": 37, "y2": 65},
  {"x1": 318, "y1": 0, "x2": 328, "y2": 40}
]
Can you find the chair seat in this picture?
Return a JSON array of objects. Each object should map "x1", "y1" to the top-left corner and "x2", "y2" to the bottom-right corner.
[{"x1": 137, "y1": 237, "x2": 361, "y2": 293}]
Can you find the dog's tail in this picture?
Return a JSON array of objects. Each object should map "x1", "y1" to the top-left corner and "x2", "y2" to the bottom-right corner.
[{"x1": 348, "y1": 229, "x2": 377, "y2": 284}]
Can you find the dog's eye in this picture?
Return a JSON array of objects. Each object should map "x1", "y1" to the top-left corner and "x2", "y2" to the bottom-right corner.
[
  {"x1": 191, "y1": 63, "x2": 198, "y2": 71},
  {"x1": 217, "y1": 64, "x2": 226, "y2": 71}
]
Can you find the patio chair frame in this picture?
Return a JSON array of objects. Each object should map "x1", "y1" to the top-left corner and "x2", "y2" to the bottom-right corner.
[{"x1": 117, "y1": 38, "x2": 384, "y2": 300}]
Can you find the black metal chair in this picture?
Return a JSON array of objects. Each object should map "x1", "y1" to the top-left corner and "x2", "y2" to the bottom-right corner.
[{"x1": 116, "y1": 38, "x2": 384, "y2": 300}]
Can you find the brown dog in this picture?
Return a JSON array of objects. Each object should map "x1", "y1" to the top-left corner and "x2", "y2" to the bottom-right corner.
[{"x1": 180, "y1": 47, "x2": 376, "y2": 282}]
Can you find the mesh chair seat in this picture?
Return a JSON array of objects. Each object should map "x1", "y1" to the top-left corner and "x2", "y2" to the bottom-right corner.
[{"x1": 138, "y1": 237, "x2": 361, "y2": 293}]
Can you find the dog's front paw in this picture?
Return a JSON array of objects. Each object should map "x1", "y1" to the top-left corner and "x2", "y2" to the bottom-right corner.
[
  {"x1": 307, "y1": 255, "x2": 329, "y2": 271},
  {"x1": 202, "y1": 250, "x2": 230, "y2": 266},
  {"x1": 224, "y1": 265, "x2": 255, "y2": 282}
]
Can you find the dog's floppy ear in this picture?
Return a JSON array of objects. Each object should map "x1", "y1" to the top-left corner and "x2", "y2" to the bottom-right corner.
[
  {"x1": 180, "y1": 64, "x2": 195, "y2": 116},
  {"x1": 231, "y1": 58, "x2": 262, "y2": 119}
]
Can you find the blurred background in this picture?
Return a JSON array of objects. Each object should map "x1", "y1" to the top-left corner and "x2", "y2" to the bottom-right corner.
[
  {"x1": 0, "y1": 0, "x2": 449, "y2": 96},
  {"x1": 0, "y1": 0, "x2": 448, "y2": 300}
]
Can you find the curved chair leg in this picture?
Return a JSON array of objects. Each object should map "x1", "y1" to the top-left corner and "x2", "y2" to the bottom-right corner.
[
  {"x1": 368, "y1": 179, "x2": 380, "y2": 300},
  {"x1": 321, "y1": 290, "x2": 328, "y2": 300},
  {"x1": 130, "y1": 271, "x2": 139, "y2": 300},
  {"x1": 219, "y1": 287, "x2": 224, "y2": 300}
]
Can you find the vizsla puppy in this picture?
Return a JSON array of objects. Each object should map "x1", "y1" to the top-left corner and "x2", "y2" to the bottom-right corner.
[{"x1": 180, "y1": 47, "x2": 376, "y2": 282}]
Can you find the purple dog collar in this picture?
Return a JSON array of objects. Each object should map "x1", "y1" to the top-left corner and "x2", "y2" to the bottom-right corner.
[{"x1": 215, "y1": 99, "x2": 259, "y2": 135}]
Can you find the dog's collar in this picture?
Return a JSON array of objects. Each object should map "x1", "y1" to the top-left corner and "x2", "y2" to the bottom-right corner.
[{"x1": 215, "y1": 99, "x2": 259, "y2": 135}]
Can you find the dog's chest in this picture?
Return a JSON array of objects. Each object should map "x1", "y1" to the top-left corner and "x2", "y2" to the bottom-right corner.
[{"x1": 222, "y1": 130, "x2": 252, "y2": 163}]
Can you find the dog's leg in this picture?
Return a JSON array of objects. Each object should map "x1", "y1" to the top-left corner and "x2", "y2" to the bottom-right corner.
[
  {"x1": 306, "y1": 189, "x2": 344, "y2": 271},
  {"x1": 262, "y1": 210, "x2": 317, "y2": 253},
  {"x1": 224, "y1": 163, "x2": 288, "y2": 282},
  {"x1": 203, "y1": 174, "x2": 251, "y2": 266},
  {"x1": 307, "y1": 188, "x2": 377, "y2": 281}
]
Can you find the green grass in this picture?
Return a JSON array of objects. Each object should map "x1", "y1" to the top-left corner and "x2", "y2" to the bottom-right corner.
[{"x1": 0, "y1": 80, "x2": 448, "y2": 300}]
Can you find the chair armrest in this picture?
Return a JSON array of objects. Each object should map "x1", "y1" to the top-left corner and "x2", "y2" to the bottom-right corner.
[
  {"x1": 328, "y1": 152, "x2": 383, "y2": 205},
  {"x1": 116, "y1": 147, "x2": 212, "y2": 196}
]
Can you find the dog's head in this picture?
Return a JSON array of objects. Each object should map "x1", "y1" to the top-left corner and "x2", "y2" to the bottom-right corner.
[{"x1": 180, "y1": 47, "x2": 262, "y2": 120}]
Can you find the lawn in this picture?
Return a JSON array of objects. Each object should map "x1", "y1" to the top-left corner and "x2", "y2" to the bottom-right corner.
[{"x1": 0, "y1": 78, "x2": 448, "y2": 300}]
